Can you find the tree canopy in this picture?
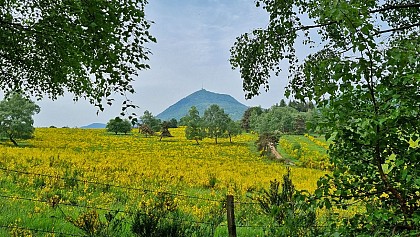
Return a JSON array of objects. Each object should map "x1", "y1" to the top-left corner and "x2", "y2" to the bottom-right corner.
[
  {"x1": 0, "y1": 0, "x2": 156, "y2": 111},
  {"x1": 106, "y1": 117, "x2": 132, "y2": 135},
  {"x1": 0, "y1": 93, "x2": 40, "y2": 146},
  {"x1": 231, "y1": 0, "x2": 419, "y2": 234},
  {"x1": 202, "y1": 104, "x2": 230, "y2": 144},
  {"x1": 183, "y1": 106, "x2": 205, "y2": 145},
  {"x1": 139, "y1": 110, "x2": 161, "y2": 132}
]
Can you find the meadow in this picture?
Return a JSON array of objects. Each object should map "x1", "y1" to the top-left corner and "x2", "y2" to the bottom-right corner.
[{"x1": 0, "y1": 127, "x2": 328, "y2": 236}]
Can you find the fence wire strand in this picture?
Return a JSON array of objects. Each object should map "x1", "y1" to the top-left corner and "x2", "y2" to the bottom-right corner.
[{"x1": 0, "y1": 166, "x2": 228, "y2": 203}]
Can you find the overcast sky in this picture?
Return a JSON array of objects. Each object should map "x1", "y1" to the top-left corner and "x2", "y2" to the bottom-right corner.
[{"x1": 33, "y1": 0, "x2": 290, "y2": 127}]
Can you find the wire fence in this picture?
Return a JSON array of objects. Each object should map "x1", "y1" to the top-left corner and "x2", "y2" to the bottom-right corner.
[
  {"x1": 0, "y1": 166, "x2": 257, "y2": 204},
  {"x1": 0, "y1": 166, "x2": 273, "y2": 236}
]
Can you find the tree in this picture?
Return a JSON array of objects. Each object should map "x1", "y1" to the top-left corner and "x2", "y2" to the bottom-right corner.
[
  {"x1": 279, "y1": 99, "x2": 287, "y2": 107},
  {"x1": 226, "y1": 120, "x2": 242, "y2": 143},
  {"x1": 183, "y1": 106, "x2": 205, "y2": 145},
  {"x1": 106, "y1": 117, "x2": 132, "y2": 135},
  {"x1": 251, "y1": 106, "x2": 301, "y2": 134},
  {"x1": 231, "y1": 0, "x2": 419, "y2": 234},
  {"x1": 140, "y1": 111, "x2": 161, "y2": 132},
  {"x1": 0, "y1": 94, "x2": 40, "y2": 146},
  {"x1": 241, "y1": 106, "x2": 263, "y2": 132},
  {"x1": 168, "y1": 118, "x2": 178, "y2": 128},
  {"x1": 202, "y1": 105, "x2": 230, "y2": 144},
  {"x1": 0, "y1": 1, "x2": 156, "y2": 111}
]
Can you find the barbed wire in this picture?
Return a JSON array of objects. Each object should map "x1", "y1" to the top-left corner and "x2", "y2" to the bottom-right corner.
[
  {"x1": 2, "y1": 166, "x2": 337, "y2": 231},
  {"x1": 0, "y1": 166, "x2": 227, "y2": 203},
  {"x1": 0, "y1": 194, "x2": 221, "y2": 227}
]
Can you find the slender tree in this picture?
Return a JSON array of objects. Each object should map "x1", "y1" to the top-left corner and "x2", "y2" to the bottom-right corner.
[
  {"x1": 226, "y1": 120, "x2": 242, "y2": 143},
  {"x1": 183, "y1": 106, "x2": 205, "y2": 145}
]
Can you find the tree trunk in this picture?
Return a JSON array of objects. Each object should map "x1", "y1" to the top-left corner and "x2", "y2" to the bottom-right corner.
[
  {"x1": 195, "y1": 138, "x2": 200, "y2": 145},
  {"x1": 215, "y1": 136, "x2": 218, "y2": 144},
  {"x1": 9, "y1": 135, "x2": 18, "y2": 146}
]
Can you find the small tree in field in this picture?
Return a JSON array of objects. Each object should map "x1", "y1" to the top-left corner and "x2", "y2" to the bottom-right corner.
[
  {"x1": 140, "y1": 110, "x2": 161, "y2": 132},
  {"x1": 226, "y1": 120, "x2": 242, "y2": 143},
  {"x1": 183, "y1": 106, "x2": 205, "y2": 145},
  {"x1": 203, "y1": 104, "x2": 230, "y2": 144},
  {"x1": 106, "y1": 117, "x2": 132, "y2": 135},
  {"x1": 0, "y1": 94, "x2": 40, "y2": 146}
]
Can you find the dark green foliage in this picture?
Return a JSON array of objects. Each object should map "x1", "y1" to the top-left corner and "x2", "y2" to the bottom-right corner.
[
  {"x1": 257, "y1": 168, "x2": 317, "y2": 236},
  {"x1": 279, "y1": 99, "x2": 287, "y2": 107},
  {"x1": 168, "y1": 118, "x2": 178, "y2": 128},
  {"x1": 288, "y1": 100, "x2": 314, "y2": 112},
  {"x1": 241, "y1": 106, "x2": 264, "y2": 132},
  {"x1": 106, "y1": 117, "x2": 132, "y2": 135},
  {"x1": 0, "y1": 0, "x2": 155, "y2": 111},
  {"x1": 231, "y1": 0, "x2": 419, "y2": 234},
  {"x1": 0, "y1": 93, "x2": 40, "y2": 146}
]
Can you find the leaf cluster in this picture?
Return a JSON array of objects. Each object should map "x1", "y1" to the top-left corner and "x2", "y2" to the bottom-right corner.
[{"x1": 0, "y1": 0, "x2": 156, "y2": 111}]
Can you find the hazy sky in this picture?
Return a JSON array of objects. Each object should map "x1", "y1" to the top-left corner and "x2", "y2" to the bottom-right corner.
[{"x1": 33, "y1": 0, "x2": 290, "y2": 127}]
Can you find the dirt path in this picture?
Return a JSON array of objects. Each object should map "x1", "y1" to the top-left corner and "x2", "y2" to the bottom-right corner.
[{"x1": 269, "y1": 142, "x2": 294, "y2": 165}]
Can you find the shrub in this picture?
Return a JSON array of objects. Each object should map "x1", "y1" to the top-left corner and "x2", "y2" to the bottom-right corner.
[{"x1": 257, "y1": 168, "x2": 318, "y2": 236}]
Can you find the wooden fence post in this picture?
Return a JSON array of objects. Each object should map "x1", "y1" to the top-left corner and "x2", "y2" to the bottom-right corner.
[{"x1": 226, "y1": 194, "x2": 237, "y2": 237}]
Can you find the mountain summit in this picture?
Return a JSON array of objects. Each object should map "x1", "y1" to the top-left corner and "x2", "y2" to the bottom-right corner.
[{"x1": 156, "y1": 89, "x2": 248, "y2": 121}]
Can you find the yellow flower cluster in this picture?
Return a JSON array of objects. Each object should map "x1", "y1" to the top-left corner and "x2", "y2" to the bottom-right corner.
[{"x1": 304, "y1": 134, "x2": 330, "y2": 149}]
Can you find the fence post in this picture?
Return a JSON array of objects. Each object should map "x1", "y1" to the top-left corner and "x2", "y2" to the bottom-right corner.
[{"x1": 226, "y1": 194, "x2": 237, "y2": 237}]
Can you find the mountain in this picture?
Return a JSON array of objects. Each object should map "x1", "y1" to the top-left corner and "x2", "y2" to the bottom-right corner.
[
  {"x1": 156, "y1": 89, "x2": 248, "y2": 121},
  {"x1": 81, "y1": 123, "x2": 106, "y2": 129}
]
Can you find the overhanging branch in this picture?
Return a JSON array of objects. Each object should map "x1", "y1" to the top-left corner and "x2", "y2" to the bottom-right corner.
[
  {"x1": 376, "y1": 23, "x2": 420, "y2": 35},
  {"x1": 370, "y1": 3, "x2": 420, "y2": 14},
  {"x1": 287, "y1": 3, "x2": 420, "y2": 33}
]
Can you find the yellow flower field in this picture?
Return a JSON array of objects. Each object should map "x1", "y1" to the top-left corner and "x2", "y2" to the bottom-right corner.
[
  {"x1": 2, "y1": 127, "x2": 324, "y2": 194},
  {"x1": 0, "y1": 127, "x2": 328, "y2": 235}
]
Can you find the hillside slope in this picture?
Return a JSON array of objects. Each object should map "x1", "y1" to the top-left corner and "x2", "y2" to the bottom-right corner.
[{"x1": 156, "y1": 89, "x2": 248, "y2": 121}]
